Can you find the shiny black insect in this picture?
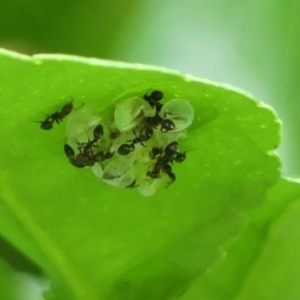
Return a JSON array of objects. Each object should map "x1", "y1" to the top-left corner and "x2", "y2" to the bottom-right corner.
[
  {"x1": 64, "y1": 125, "x2": 112, "y2": 168},
  {"x1": 118, "y1": 127, "x2": 153, "y2": 155},
  {"x1": 147, "y1": 162, "x2": 176, "y2": 186},
  {"x1": 78, "y1": 124, "x2": 104, "y2": 156},
  {"x1": 64, "y1": 144, "x2": 94, "y2": 168},
  {"x1": 118, "y1": 143, "x2": 135, "y2": 155},
  {"x1": 149, "y1": 146, "x2": 164, "y2": 159},
  {"x1": 143, "y1": 90, "x2": 175, "y2": 132},
  {"x1": 147, "y1": 141, "x2": 186, "y2": 185},
  {"x1": 164, "y1": 141, "x2": 186, "y2": 163},
  {"x1": 93, "y1": 148, "x2": 114, "y2": 163},
  {"x1": 64, "y1": 142, "x2": 114, "y2": 168},
  {"x1": 163, "y1": 164, "x2": 176, "y2": 186},
  {"x1": 145, "y1": 113, "x2": 175, "y2": 133},
  {"x1": 149, "y1": 141, "x2": 180, "y2": 170},
  {"x1": 37, "y1": 99, "x2": 82, "y2": 130},
  {"x1": 37, "y1": 116, "x2": 53, "y2": 130},
  {"x1": 173, "y1": 152, "x2": 186, "y2": 163},
  {"x1": 143, "y1": 90, "x2": 164, "y2": 112}
]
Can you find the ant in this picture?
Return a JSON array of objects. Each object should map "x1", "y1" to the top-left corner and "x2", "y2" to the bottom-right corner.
[
  {"x1": 149, "y1": 146, "x2": 163, "y2": 159},
  {"x1": 147, "y1": 141, "x2": 186, "y2": 184},
  {"x1": 93, "y1": 149, "x2": 114, "y2": 163},
  {"x1": 143, "y1": 90, "x2": 164, "y2": 112},
  {"x1": 163, "y1": 142, "x2": 186, "y2": 163},
  {"x1": 118, "y1": 127, "x2": 153, "y2": 155},
  {"x1": 37, "y1": 99, "x2": 82, "y2": 130},
  {"x1": 64, "y1": 144, "x2": 94, "y2": 168},
  {"x1": 163, "y1": 164, "x2": 176, "y2": 185},
  {"x1": 64, "y1": 142, "x2": 114, "y2": 168},
  {"x1": 64, "y1": 124, "x2": 113, "y2": 168},
  {"x1": 145, "y1": 113, "x2": 175, "y2": 133},
  {"x1": 147, "y1": 161, "x2": 176, "y2": 186},
  {"x1": 64, "y1": 124, "x2": 114, "y2": 168},
  {"x1": 78, "y1": 124, "x2": 104, "y2": 156},
  {"x1": 142, "y1": 90, "x2": 175, "y2": 133}
]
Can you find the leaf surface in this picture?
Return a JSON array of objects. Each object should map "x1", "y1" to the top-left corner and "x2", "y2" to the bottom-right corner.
[
  {"x1": 0, "y1": 48, "x2": 281, "y2": 299},
  {"x1": 181, "y1": 177, "x2": 300, "y2": 300}
]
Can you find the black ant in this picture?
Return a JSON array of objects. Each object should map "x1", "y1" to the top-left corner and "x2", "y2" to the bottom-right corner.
[
  {"x1": 64, "y1": 144, "x2": 94, "y2": 168},
  {"x1": 93, "y1": 149, "x2": 114, "y2": 163},
  {"x1": 64, "y1": 124, "x2": 113, "y2": 168},
  {"x1": 149, "y1": 146, "x2": 164, "y2": 159},
  {"x1": 37, "y1": 99, "x2": 82, "y2": 130},
  {"x1": 118, "y1": 127, "x2": 153, "y2": 155},
  {"x1": 143, "y1": 90, "x2": 164, "y2": 112},
  {"x1": 145, "y1": 113, "x2": 175, "y2": 133},
  {"x1": 172, "y1": 152, "x2": 186, "y2": 163},
  {"x1": 147, "y1": 161, "x2": 176, "y2": 186},
  {"x1": 147, "y1": 142, "x2": 186, "y2": 184},
  {"x1": 78, "y1": 124, "x2": 104, "y2": 156},
  {"x1": 142, "y1": 90, "x2": 175, "y2": 133},
  {"x1": 149, "y1": 141, "x2": 180, "y2": 170},
  {"x1": 64, "y1": 142, "x2": 114, "y2": 168},
  {"x1": 163, "y1": 142, "x2": 186, "y2": 163}
]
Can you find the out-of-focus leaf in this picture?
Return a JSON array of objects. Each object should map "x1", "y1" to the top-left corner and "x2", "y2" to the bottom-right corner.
[
  {"x1": 0, "y1": 0, "x2": 138, "y2": 57},
  {"x1": 0, "y1": 258, "x2": 17, "y2": 300},
  {"x1": 180, "y1": 177, "x2": 300, "y2": 300},
  {"x1": 0, "y1": 236, "x2": 42, "y2": 275}
]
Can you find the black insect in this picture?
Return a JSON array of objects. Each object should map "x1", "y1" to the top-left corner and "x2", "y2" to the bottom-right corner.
[
  {"x1": 147, "y1": 161, "x2": 176, "y2": 186},
  {"x1": 173, "y1": 152, "x2": 186, "y2": 163},
  {"x1": 93, "y1": 148, "x2": 115, "y2": 163},
  {"x1": 118, "y1": 143, "x2": 135, "y2": 155},
  {"x1": 164, "y1": 142, "x2": 187, "y2": 163},
  {"x1": 64, "y1": 142, "x2": 114, "y2": 168},
  {"x1": 143, "y1": 90, "x2": 164, "y2": 112},
  {"x1": 64, "y1": 143, "x2": 75, "y2": 158},
  {"x1": 149, "y1": 146, "x2": 164, "y2": 159},
  {"x1": 64, "y1": 144, "x2": 94, "y2": 168},
  {"x1": 78, "y1": 124, "x2": 104, "y2": 156},
  {"x1": 163, "y1": 164, "x2": 176, "y2": 186},
  {"x1": 148, "y1": 142, "x2": 179, "y2": 173},
  {"x1": 145, "y1": 112, "x2": 175, "y2": 133},
  {"x1": 142, "y1": 90, "x2": 175, "y2": 133},
  {"x1": 38, "y1": 116, "x2": 53, "y2": 130},
  {"x1": 37, "y1": 99, "x2": 82, "y2": 130},
  {"x1": 64, "y1": 125, "x2": 112, "y2": 169},
  {"x1": 147, "y1": 141, "x2": 185, "y2": 185},
  {"x1": 118, "y1": 127, "x2": 153, "y2": 155}
]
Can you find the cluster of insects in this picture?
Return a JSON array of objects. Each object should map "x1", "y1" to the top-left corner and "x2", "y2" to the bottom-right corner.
[
  {"x1": 37, "y1": 90, "x2": 194, "y2": 196},
  {"x1": 64, "y1": 125, "x2": 114, "y2": 168}
]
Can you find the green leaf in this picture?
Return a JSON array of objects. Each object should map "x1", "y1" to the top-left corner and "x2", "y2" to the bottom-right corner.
[
  {"x1": 0, "y1": 0, "x2": 139, "y2": 57},
  {"x1": 0, "y1": 236, "x2": 42, "y2": 275},
  {"x1": 238, "y1": 178, "x2": 300, "y2": 299},
  {"x1": 180, "y1": 177, "x2": 300, "y2": 300},
  {"x1": 0, "y1": 48, "x2": 281, "y2": 299},
  {"x1": 0, "y1": 257, "x2": 18, "y2": 300}
]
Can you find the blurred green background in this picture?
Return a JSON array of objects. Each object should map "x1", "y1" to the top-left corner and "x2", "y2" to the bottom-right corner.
[{"x1": 1, "y1": 0, "x2": 300, "y2": 298}]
